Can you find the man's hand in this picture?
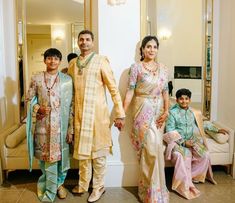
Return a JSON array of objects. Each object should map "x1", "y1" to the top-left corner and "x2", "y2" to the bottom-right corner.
[
  {"x1": 114, "y1": 118, "x2": 125, "y2": 131},
  {"x1": 218, "y1": 128, "x2": 229, "y2": 135},
  {"x1": 66, "y1": 133, "x2": 73, "y2": 144}
]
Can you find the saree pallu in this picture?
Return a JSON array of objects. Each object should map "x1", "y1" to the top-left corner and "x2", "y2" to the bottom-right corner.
[{"x1": 138, "y1": 119, "x2": 169, "y2": 203}]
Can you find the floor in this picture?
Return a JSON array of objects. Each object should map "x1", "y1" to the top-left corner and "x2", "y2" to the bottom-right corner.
[{"x1": 0, "y1": 167, "x2": 235, "y2": 203}]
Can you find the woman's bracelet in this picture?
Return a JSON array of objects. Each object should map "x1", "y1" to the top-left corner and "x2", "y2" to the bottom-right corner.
[{"x1": 163, "y1": 111, "x2": 169, "y2": 116}]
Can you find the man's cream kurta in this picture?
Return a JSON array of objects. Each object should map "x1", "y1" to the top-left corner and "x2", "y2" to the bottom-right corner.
[{"x1": 68, "y1": 54, "x2": 125, "y2": 160}]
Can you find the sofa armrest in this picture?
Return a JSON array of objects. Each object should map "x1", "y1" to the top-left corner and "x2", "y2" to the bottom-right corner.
[
  {"x1": 212, "y1": 121, "x2": 234, "y2": 163},
  {"x1": 0, "y1": 124, "x2": 20, "y2": 147},
  {"x1": 0, "y1": 124, "x2": 20, "y2": 183},
  {"x1": 0, "y1": 125, "x2": 20, "y2": 163}
]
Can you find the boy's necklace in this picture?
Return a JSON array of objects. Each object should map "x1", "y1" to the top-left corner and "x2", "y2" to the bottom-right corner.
[
  {"x1": 76, "y1": 52, "x2": 95, "y2": 75},
  {"x1": 44, "y1": 72, "x2": 59, "y2": 96}
]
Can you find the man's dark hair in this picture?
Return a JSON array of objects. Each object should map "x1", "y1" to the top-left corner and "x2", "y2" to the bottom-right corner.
[
  {"x1": 176, "y1": 88, "x2": 192, "y2": 99},
  {"x1": 67, "y1": 53, "x2": 78, "y2": 63},
  {"x1": 44, "y1": 48, "x2": 62, "y2": 60},
  {"x1": 78, "y1": 30, "x2": 94, "y2": 41}
]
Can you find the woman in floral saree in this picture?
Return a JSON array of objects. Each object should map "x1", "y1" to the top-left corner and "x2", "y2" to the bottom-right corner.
[{"x1": 123, "y1": 36, "x2": 169, "y2": 203}]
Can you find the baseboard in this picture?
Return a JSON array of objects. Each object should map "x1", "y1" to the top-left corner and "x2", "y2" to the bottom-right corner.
[{"x1": 105, "y1": 160, "x2": 139, "y2": 187}]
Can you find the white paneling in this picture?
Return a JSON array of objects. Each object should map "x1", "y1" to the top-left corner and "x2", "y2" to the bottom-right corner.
[{"x1": 95, "y1": 0, "x2": 140, "y2": 186}]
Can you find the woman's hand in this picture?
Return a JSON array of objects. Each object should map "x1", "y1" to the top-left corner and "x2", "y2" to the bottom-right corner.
[
  {"x1": 114, "y1": 118, "x2": 125, "y2": 131},
  {"x1": 156, "y1": 112, "x2": 168, "y2": 128}
]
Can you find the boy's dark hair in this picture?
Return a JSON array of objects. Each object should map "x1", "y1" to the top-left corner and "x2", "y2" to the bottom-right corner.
[
  {"x1": 176, "y1": 88, "x2": 192, "y2": 99},
  {"x1": 78, "y1": 30, "x2": 94, "y2": 41},
  {"x1": 44, "y1": 48, "x2": 62, "y2": 60},
  {"x1": 67, "y1": 53, "x2": 78, "y2": 63}
]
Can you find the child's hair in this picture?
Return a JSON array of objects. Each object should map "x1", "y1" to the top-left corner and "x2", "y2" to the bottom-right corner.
[
  {"x1": 67, "y1": 53, "x2": 78, "y2": 63},
  {"x1": 44, "y1": 48, "x2": 62, "y2": 60},
  {"x1": 176, "y1": 88, "x2": 192, "y2": 99}
]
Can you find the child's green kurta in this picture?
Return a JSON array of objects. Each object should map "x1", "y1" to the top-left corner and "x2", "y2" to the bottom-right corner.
[{"x1": 166, "y1": 104, "x2": 218, "y2": 141}]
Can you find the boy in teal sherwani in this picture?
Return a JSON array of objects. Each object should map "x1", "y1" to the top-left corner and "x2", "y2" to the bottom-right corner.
[
  {"x1": 164, "y1": 88, "x2": 228, "y2": 199},
  {"x1": 26, "y1": 48, "x2": 73, "y2": 202}
]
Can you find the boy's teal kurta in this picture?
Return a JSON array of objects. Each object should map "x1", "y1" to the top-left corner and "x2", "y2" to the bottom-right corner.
[
  {"x1": 26, "y1": 72, "x2": 73, "y2": 172},
  {"x1": 166, "y1": 104, "x2": 219, "y2": 141}
]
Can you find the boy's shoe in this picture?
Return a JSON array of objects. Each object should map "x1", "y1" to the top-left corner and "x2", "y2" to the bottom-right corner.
[
  {"x1": 57, "y1": 185, "x2": 67, "y2": 199},
  {"x1": 87, "y1": 187, "x2": 105, "y2": 202}
]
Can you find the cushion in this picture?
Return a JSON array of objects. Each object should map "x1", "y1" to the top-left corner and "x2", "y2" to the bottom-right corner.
[
  {"x1": 206, "y1": 138, "x2": 229, "y2": 153},
  {"x1": 205, "y1": 130, "x2": 229, "y2": 144},
  {"x1": 5, "y1": 124, "x2": 26, "y2": 148}
]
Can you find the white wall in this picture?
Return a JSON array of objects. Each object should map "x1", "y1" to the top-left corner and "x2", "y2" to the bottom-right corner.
[
  {"x1": 174, "y1": 79, "x2": 202, "y2": 102},
  {"x1": 0, "y1": 0, "x2": 19, "y2": 132},
  {"x1": 93, "y1": 0, "x2": 141, "y2": 186},
  {"x1": 27, "y1": 25, "x2": 51, "y2": 34},
  {"x1": 51, "y1": 24, "x2": 72, "y2": 69},
  {"x1": 25, "y1": 24, "x2": 72, "y2": 85},
  {"x1": 156, "y1": 0, "x2": 203, "y2": 99},
  {"x1": 215, "y1": 0, "x2": 235, "y2": 129},
  {"x1": 147, "y1": 0, "x2": 157, "y2": 35},
  {"x1": 26, "y1": 34, "x2": 51, "y2": 80}
]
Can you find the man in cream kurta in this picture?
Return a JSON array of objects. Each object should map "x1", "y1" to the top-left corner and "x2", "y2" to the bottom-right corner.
[{"x1": 68, "y1": 30, "x2": 125, "y2": 203}]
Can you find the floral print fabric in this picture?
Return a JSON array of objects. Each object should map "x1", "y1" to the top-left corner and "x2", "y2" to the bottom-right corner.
[
  {"x1": 26, "y1": 72, "x2": 61, "y2": 162},
  {"x1": 128, "y1": 63, "x2": 169, "y2": 203}
]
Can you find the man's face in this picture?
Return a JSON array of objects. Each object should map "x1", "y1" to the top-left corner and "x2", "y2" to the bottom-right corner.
[
  {"x1": 77, "y1": 34, "x2": 94, "y2": 53},
  {"x1": 176, "y1": 95, "x2": 191, "y2": 109},
  {"x1": 44, "y1": 56, "x2": 61, "y2": 71}
]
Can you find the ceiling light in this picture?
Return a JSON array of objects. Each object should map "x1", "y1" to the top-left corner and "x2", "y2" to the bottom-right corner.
[{"x1": 72, "y1": 0, "x2": 84, "y2": 3}]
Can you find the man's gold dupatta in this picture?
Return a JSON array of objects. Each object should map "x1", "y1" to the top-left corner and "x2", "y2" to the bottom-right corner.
[{"x1": 78, "y1": 55, "x2": 103, "y2": 155}]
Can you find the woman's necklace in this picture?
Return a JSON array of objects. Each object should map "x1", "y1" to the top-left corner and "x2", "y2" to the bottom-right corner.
[
  {"x1": 44, "y1": 72, "x2": 59, "y2": 96},
  {"x1": 76, "y1": 52, "x2": 95, "y2": 75},
  {"x1": 142, "y1": 62, "x2": 158, "y2": 75}
]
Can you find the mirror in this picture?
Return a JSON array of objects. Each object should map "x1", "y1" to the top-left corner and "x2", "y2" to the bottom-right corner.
[
  {"x1": 16, "y1": 0, "x2": 26, "y2": 120},
  {"x1": 17, "y1": 0, "x2": 87, "y2": 120},
  {"x1": 142, "y1": 0, "x2": 212, "y2": 117},
  {"x1": 203, "y1": 0, "x2": 213, "y2": 118}
]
